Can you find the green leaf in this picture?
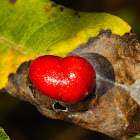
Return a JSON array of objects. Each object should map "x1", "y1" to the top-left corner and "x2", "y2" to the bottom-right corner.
[
  {"x1": 0, "y1": 127, "x2": 10, "y2": 140},
  {"x1": 0, "y1": 0, "x2": 131, "y2": 89},
  {"x1": 128, "y1": 134, "x2": 140, "y2": 140}
]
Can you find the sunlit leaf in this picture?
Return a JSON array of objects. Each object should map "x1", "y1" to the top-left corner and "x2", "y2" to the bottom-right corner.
[
  {"x1": 0, "y1": 127, "x2": 10, "y2": 140},
  {"x1": 0, "y1": 0, "x2": 131, "y2": 89}
]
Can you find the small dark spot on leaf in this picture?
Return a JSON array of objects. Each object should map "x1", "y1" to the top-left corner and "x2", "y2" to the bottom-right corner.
[
  {"x1": 74, "y1": 11, "x2": 79, "y2": 15},
  {"x1": 53, "y1": 102, "x2": 67, "y2": 111},
  {"x1": 51, "y1": 3, "x2": 58, "y2": 7},
  {"x1": 74, "y1": 11, "x2": 81, "y2": 18},
  {"x1": 9, "y1": 0, "x2": 16, "y2": 4},
  {"x1": 60, "y1": 7, "x2": 64, "y2": 12},
  {"x1": 78, "y1": 15, "x2": 81, "y2": 18},
  {"x1": 45, "y1": 8, "x2": 51, "y2": 13}
]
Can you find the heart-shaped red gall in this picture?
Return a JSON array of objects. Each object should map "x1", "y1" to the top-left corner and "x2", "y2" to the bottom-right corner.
[{"x1": 29, "y1": 55, "x2": 96, "y2": 103}]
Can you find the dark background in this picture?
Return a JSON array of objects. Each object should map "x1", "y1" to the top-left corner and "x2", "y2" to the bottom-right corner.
[{"x1": 0, "y1": 0, "x2": 140, "y2": 140}]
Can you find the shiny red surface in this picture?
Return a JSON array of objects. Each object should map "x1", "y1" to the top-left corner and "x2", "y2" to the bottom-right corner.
[{"x1": 29, "y1": 55, "x2": 96, "y2": 103}]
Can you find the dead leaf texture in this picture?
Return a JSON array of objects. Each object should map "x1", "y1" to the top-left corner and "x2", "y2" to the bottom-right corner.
[{"x1": 5, "y1": 29, "x2": 140, "y2": 140}]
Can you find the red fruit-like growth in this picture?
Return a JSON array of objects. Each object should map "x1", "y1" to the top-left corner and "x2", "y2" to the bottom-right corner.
[{"x1": 29, "y1": 55, "x2": 96, "y2": 103}]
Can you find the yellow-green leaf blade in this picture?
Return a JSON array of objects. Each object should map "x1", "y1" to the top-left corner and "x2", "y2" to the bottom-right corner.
[
  {"x1": 0, "y1": 127, "x2": 10, "y2": 140},
  {"x1": 0, "y1": 0, "x2": 131, "y2": 89}
]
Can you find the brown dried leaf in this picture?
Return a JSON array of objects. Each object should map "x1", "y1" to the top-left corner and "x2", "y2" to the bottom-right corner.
[{"x1": 5, "y1": 29, "x2": 140, "y2": 140}]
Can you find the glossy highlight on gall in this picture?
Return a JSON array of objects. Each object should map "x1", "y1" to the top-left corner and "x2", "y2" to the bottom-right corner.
[{"x1": 29, "y1": 55, "x2": 96, "y2": 103}]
